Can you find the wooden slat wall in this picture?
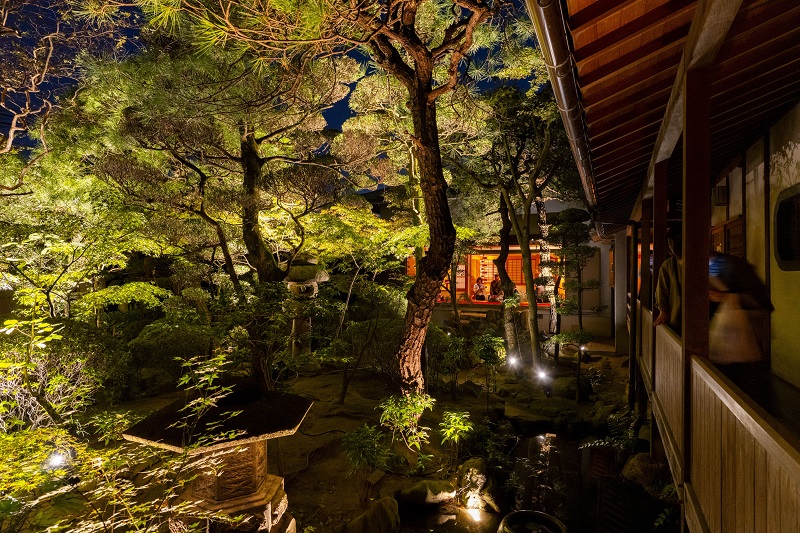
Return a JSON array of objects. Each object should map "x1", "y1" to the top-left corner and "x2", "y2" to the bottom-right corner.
[
  {"x1": 640, "y1": 307, "x2": 653, "y2": 393},
  {"x1": 685, "y1": 357, "x2": 800, "y2": 533},
  {"x1": 654, "y1": 325, "x2": 684, "y2": 483}
]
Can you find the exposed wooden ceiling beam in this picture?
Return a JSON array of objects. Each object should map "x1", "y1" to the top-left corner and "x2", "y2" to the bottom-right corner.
[
  {"x1": 587, "y1": 88, "x2": 672, "y2": 129},
  {"x1": 591, "y1": 113, "x2": 664, "y2": 150},
  {"x1": 574, "y1": 0, "x2": 695, "y2": 62},
  {"x1": 567, "y1": 0, "x2": 634, "y2": 32},
  {"x1": 578, "y1": 26, "x2": 689, "y2": 89},
  {"x1": 584, "y1": 69, "x2": 675, "y2": 114},
  {"x1": 581, "y1": 48, "x2": 683, "y2": 103}
]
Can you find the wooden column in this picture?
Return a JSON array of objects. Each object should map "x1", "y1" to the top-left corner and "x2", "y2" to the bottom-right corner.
[
  {"x1": 653, "y1": 161, "x2": 669, "y2": 308},
  {"x1": 741, "y1": 150, "x2": 747, "y2": 255},
  {"x1": 628, "y1": 224, "x2": 639, "y2": 410},
  {"x1": 640, "y1": 199, "x2": 654, "y2": 412},
  {"x1": 641, "y1": 199, "x2": 653, "y2": 310},
  {"x1": 682, "y1": 67, "x2": 711, "y2": 483},
  {"x1": 763, "y1": 132, "x2": 772, "y2": 365}
]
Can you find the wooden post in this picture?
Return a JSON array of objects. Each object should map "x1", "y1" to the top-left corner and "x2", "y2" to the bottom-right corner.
[
  {"x1": 641, "y1": 199, "x2": 653, "y2": 311},
  {"x1": 763, "y1": 132, "x2": 772, "y2": 365},
  {"x1": 682, "y1": 67, "x2": 711, "y2": 486},
  {"x1": 640, "y1": 199, "x2": 654, "y2": 414},
  {"x1": 628, "y1": 224, "x2": 639, "y2": 410},
  {"x1": 651, "y1": 161, "x2": 669, "y2": 460},
  {"x1": 652, "y1": 160, "x2": 669, "y2": 296}
]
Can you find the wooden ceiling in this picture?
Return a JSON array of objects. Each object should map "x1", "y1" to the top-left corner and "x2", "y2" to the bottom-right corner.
[{"x1": 541, "y1": 0, "x2": 800, "y2": 234}]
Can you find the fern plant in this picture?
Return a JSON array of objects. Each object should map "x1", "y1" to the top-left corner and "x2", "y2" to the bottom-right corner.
[{"x1": 578, "y1": 409, "x2": 640, "y2": 463}]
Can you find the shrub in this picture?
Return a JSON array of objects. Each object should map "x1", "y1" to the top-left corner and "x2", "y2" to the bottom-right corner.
[
  {"x1": 439, "y1": 411, "x2": 473, "y2": 467},
  {"x1": 378, "y1": 393, "x2": 435, "y2": 453},
  {"x1": 342, "y1": 425, "x2": 390, "y2": 502}
]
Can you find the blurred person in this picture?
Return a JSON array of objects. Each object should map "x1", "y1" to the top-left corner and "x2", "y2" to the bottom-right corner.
[{"x1": 708, "y1": 253, "x2": 773, "y2": 402}]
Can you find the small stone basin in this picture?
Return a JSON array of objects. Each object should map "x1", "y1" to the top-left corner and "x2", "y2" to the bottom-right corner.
[{"x1": 497, "y1": 510, "x2": 567, "y2": 533}]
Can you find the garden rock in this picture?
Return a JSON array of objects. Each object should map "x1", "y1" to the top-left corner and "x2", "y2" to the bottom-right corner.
[
  {"x1": 638, "y1": 423, "x2": 651, "y2": 443},
  {"x1": 591, "y1": 402, "x2": 618, "y2": 429},
  {"x1": 341, "y1": 496, "x2": 400, "y2": 533},
  {"x1": 552, "y1": 376, "x2": 592, "y2": 401},
  {"x1": 395, "y1": 480, "x2": 456, "y2": 506},
  {"x1": 459, "y1": 380, "x2": 483, "y2": 397},
  {"x1": 514, "y1": 391, "x2": 533, "y2": 404},
  {"x1": 457, "y1": 457, "x2": 500, "y2": 512},
  {"x1": 487, "y1": 393, "x2": 506, "y2": 421},
  {"x1": 621, "y1": 453, "x2": 672, "y2": 497},
  {"x1": 507, "y1": 413, "x2": 552, "y2": 436},
  {"x1": 554, "y1": 410, "x2": 585, "y2": 433}
]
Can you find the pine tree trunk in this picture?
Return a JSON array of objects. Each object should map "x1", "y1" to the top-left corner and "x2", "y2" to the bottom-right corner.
[
  {"x1": 240, "y1": 131, "x2": 285, "y2": 283},
  {"x1": 397, "y1": 87, "x2": 456, "y2": 394}
]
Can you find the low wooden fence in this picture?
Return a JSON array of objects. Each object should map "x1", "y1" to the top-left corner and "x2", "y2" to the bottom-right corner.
[
  {"x1": 646, "y1": 325, "x2": 800, "y2": 532},
  {"x1": 686, "y1": 357, "x2": 800, "y2": 533}
]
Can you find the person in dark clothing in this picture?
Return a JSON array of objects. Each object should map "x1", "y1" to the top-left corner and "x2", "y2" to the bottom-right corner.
[
  {"x1": 654, "y1": 225, "x2": 683, "y2": 334},
  {"x1": 489, "y1": 274, "x2": 502, "y2": 301}
]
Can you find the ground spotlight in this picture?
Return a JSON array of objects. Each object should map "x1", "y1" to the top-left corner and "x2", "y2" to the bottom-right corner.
[{"x1": 508, "y1": 356, "x2": 518, "y2": 366}]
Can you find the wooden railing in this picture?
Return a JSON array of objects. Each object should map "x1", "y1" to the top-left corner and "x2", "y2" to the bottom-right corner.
[
  {"x1": 653, "y1": 325, "x2": 684, "y2": 485},
  {"x1": 685, "y1": 357, "x2": 800, "y2": 533},
  {"x1": 645, "y1": 326, "x2": 800, "y2": 532},
  {"x1": 639, "y1": 306, "x2": 653, "y2": 393}
]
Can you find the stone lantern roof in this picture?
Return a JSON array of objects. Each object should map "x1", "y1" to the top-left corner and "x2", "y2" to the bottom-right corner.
[{"x1": 123, "y1": 381, "x2": 312, "y2": 454}]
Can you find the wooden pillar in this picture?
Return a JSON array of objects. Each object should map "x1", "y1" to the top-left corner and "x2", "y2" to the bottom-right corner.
[
  {"x1": 651, "y1": 158, "x2": 670, "y2": 462},
  {"x1": 741, "y1": 150, "x2": 747, "y2": 255},
  {"x1": 640, "y1": 199, "x2": 654, "y2": 412},
  {"x1": 641, "y1": 199, "x2": 653, "y2": 310},
  {"x1": 614, "y1": 232, "x2": 630, "y2": 354},
  {"x1": 628, "y1": 223, "x2": 639, "y2": 410},
  {"x1": 763, "y1": 132, "x2": 772, "y2": 365},
  {"x1": 682, "y1": 68, "x2": 711, "y2": 357},
  {"x1": 653, "y1": 160, "x2": 669, "y2": 296},
  {"x1": 682, "y1": 68, "x2": 711, "y2": 483}
]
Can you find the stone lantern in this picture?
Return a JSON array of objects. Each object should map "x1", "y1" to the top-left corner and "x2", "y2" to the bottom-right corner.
[
  {"x1": 123, "y1": 383, "x2": 312, "y2": 532},
  {"x1": 284, "y1": 255, "x2": 329, "y2": 359}
]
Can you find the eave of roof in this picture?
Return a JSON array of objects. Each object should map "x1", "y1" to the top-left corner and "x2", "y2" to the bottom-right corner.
[{"x1": 527, "y1": 0, "x2": 800, "y2": 234}]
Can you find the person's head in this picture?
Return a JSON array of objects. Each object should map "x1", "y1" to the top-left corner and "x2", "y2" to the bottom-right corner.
[
  {"x1": 667, "y1": 225, "x2": 683, "y2": 259},
  {"x1": 494, "y1": 274, "x2": 500, "y2": 280},
  {"x1": 476, "y1": 277, "x2": 483, "y2": 283}
]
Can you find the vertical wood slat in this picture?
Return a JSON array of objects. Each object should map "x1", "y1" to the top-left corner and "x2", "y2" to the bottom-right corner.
[
  {"x1": 755, "y1": 444, "x2": 767, "y2": 533},
  {"x1": 767, "y1": 455, "x2": 780, "y2": 532},
  {"x1": 640, "y1": 308, "x2": 653, "y2": 392},
  {"x1": 735, "y1": 418, "x2": 755, "y2": 533},
  {"x1": 720, "y1": 408, "x2": 736, "y2": 533}
]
